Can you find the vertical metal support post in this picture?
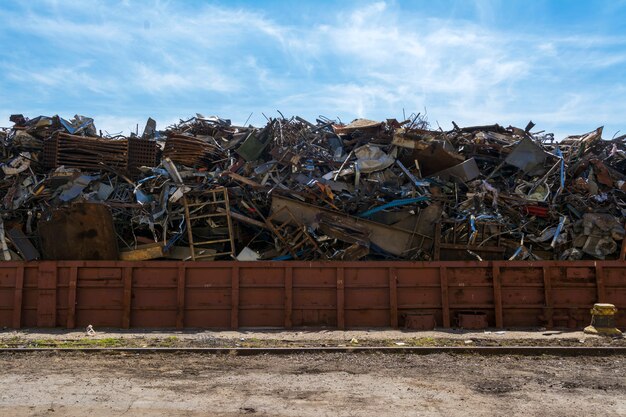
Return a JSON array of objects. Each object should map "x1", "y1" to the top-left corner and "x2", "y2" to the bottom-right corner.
[
  {"x1": 493, "y1": 264, "x2": 503, "y2": 328},
  {"x1": 543, "y1": 266, "x2": 554, "y2": 329},
  {"x1": 66, "y1": 266, "x2": 78, "y2": 329},
  {"x1": 176, "y1": 265, "x2": 186, "y2": 329},
  {"x1": 12, "y1": 266, "x2": 24, "y2": 329},
  {"x1": 595, "y1": 264, "x2": 606, "y2": 303},
  {"x1": 230, "y1": 265, "x2": 239, "y2": 329},
  {"x1": 337, "y1": 267, "x2": 345, "y2": 330},
  {"x1": 284, "y1": 266, "x2": 293, "y2": 329},
  {"x1": 223, "y1": 189, "x2": 237, "y2": 259},
  {"x1": 389, "y1": 267, "x2": 398, "y2": 328},
  {"x1": 122, "y1": 267, "x2": 132, "y2": 329},
  {"x1": 182, "y1": 196, "x2": 196, "y2": 261},
  {"x1": 37, "y1": 262, "x2": 57, "y2": 327},
  {"x1": 440, "y1": 266, "x2": 450, "y2": 327}
]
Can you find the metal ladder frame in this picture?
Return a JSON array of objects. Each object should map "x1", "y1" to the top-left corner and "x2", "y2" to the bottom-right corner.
[{"x1": 182, "y1": 187, "x2": 235, "y2": 261}]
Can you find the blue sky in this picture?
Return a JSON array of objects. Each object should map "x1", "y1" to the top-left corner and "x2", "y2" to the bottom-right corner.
[{"x1": 1, "y1": 0, "x2": 626, "y2": 138}]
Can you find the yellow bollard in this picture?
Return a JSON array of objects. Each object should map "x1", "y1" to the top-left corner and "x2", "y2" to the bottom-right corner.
[{"x1": 583, "y1": 303, "x2": 622, "y2": 336}]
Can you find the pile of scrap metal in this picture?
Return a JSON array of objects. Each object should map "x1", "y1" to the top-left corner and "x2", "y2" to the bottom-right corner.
[{"x1": 0, "y1": 112, "x2": 625, "y2": 262}]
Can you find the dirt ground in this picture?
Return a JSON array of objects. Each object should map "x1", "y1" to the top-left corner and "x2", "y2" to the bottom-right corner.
[{"x1": 0, "y1": 351, "x2": 624, "y2": 417}]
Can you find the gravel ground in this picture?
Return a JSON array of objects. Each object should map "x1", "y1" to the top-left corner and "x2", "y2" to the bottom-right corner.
[
  {"x1": 1, "y1": 328, "x2": 625, "y2": 347},
  {"x1": 0, "y1": 351, "x2": 624, "y2": 416}
]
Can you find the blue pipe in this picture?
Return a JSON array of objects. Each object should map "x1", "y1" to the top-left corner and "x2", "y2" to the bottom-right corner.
[{"x1": 358, "y1": 196, "x2": 429, "y2": 218}]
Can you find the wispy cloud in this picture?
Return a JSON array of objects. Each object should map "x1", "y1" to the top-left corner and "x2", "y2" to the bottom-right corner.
[{"x1": 0, "y1": 0, "x2": 625, "y2": 137}]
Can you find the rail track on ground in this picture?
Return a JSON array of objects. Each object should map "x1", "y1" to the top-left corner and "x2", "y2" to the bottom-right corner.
[{"x1": 1, "y1": 346, "x2": 625, "y2": 355}]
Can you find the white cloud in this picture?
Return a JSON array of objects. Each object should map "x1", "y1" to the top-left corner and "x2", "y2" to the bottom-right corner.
[
  {"x1": 3, "y1": 63, "x2": 117, "y2": 95},
  {"x1": 277, "y1": 2, "x2": 533, "y2": 124},
  {"x1": 133, "y1": 64, "x2": 239, "y2": 93},
  {"x1": 1, "y1": 0, "x2": 626, "y2": 137}
]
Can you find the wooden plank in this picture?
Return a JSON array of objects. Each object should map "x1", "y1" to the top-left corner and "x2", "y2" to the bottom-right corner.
[
  {"x1": 66, "y1": 267, "x2": 78, "y2": 329},
  {"x1": 543, "y1": 266, "x2": 554, "y2": 329},
  {"x1": 12, "y1": 266, "x2": 24, "y2": 329},
  {"x1": 226, "y1": 172, "x2": 263, "y2": 188},
  {"x1": 176, "y1": 265, "x2": 186, "y2": 329},
  {"x1": 37, "y1": 262, "x2": 57, "y2": 327},
  {"x1": 121, "y1": 267, "x2": 132, "y2": 329},
  {"x1": 493, "y1": 264, "x2": 503, "y2": 328},
  {"x1": 389, "y1": 267, "x2": 398, "y2": 328},
  {"x1": 230, "y1": 266, "x2": 239, "y2": 329},
  {"x1": 218, "y1": 208, "x2": 268, "y2": 229},
  {"x1": 440, "y1": 266, "x2": 450, "y2": 327},
  {"x1": 595, "y1": 264, "x2": 606, "y2": 303},
  {"x1": 284, "y1": 267, "x2": 293, "y2": 329},
  {"x1": 337, "y1": 267, "x2": 345, "y2": 330},
  {"x1": 119, "y1": 243, "x2": 164, "y2": 261}
]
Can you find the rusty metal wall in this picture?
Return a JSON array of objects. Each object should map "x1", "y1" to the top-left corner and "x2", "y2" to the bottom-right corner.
[{"x1": 0, "y1": 261, "x2": 624, "y2": 330}]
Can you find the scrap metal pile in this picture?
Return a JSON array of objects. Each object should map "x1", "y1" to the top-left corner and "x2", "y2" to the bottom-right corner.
[{"x1": 1, "y1": 112, "x2": 625, "y2": 262}]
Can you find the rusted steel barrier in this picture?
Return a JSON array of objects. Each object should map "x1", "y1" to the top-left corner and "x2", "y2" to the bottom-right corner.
[{"x1": 0, "y1": 261, "x2": 624, "y2": 330}]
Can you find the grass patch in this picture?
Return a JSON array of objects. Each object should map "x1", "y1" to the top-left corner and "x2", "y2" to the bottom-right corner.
[
  {"x1": 0, "y1": 337, "x2": 125, "y2": 348},
  {"x1": 155, "y1": 336, "x2": 179, "y2": 347}
]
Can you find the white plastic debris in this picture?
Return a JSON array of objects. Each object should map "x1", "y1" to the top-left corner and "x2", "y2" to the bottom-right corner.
[{"x1": 236, "y1": 246, "x2": 261, "y2": 261}]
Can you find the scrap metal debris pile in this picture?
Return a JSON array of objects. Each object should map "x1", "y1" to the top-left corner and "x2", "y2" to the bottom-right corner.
[{"x1": 1, "y1": 113, "x2": 625, "y2": 262}]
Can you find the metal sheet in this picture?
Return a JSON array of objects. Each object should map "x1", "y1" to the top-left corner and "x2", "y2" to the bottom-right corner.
[
  {"x1": 431, "y1": 158, "x2": 480, "y2": 182},
  {"x1": 414, "y1": 141, "x2": 464, "y2": 176},
  {"x1": 505, "y1": 137, "x2": 548, "y2": 173},
  {"x1": 6, "y1": 227, "x2": 39, "y2": 261},
  {"x1": 38, "y1": 203, "x2": 119, "y2": 260},
  {"x1": 270, "y1": 195, "x2": 421, "y2": 256},
  {"x1": 0, "y1": 260, "x2": 624, "y2": 330}
]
